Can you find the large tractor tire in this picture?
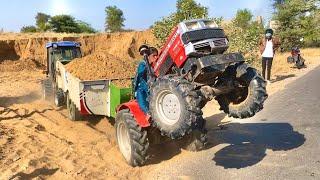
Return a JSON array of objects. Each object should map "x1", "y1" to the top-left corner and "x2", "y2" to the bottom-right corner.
[
  {"x1": 149, "y1": 76, "x2": 203, "y2": 139},
  {"x1": 67, "y1": 93, "x2": 82, "y2": 121},
  {"x1": 54, "y1": 88, "x2": 65, "y2": 107},
  {"x1": 181, "y1": 118, "x2": 208, "y2": 151},
  {"x1": 216, "y1": 64, "x2": 268, "y2": 119},
  {"x1": 42, "y1": 79, "x2": 53, "y2": 102},
  {"x1": 115, "y1": 109, "x2": 149, "y2": 167}
]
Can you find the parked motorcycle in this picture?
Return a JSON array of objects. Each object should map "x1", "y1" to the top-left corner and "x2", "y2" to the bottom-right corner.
[{"x1": 287, "y1": 46, "x2": 305, "y2": 69}]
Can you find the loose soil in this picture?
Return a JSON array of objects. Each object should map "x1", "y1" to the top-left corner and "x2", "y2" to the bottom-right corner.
[
  {"x1": 0, "y1": 58, "x2": 44, "y2": 72},
  {"x1": 65, "y1": 51, "x2": 137, "y2": 88}
]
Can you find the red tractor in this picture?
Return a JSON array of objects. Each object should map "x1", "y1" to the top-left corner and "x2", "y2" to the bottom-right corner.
[{"x1": 115, "y1": 19, "x2": 268, "y2": 166}]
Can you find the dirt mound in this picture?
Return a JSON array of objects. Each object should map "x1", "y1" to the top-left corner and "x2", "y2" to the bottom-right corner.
[
  {"x1": 65, "y1": 52, "x2": 137, "y2": 87},
  {"x1": 0, "y1": 58, "x2": 43, "y2": 72},
  {"x1": 0, "y1": 30, "x2": 156, "y2": 67},
  {"x1": 92, "y1": 30, "x2": 156, "y2": 60}
]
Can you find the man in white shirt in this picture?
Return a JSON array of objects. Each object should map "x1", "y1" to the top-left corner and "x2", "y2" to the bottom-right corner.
[{"x1": 259, "y1": 29, "x2": 281, "y2": 83}]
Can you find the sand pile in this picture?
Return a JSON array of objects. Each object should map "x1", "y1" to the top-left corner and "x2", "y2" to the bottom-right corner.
[{"x1": 65, "y1": 52, "x2": 137, "y2": 87}]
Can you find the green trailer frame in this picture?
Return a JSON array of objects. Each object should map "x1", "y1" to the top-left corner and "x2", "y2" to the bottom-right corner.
[{"x1": 110, "y1": 83, "x2": 132, "y2": 118}]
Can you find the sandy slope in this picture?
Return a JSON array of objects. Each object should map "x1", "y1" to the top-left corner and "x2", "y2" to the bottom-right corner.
[{"x1": 0, "y1": 48, "x2": 319, "y2": 179}]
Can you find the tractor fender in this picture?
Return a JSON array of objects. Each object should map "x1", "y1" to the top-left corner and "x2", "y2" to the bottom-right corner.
[{"x1": 117, "y1": 100, "x2": 151, "y2": 128}]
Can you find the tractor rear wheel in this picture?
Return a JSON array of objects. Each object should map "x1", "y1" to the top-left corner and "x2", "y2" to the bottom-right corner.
[
  {"x1": 149, "y1": 75, "x2": 203, "y2": 139},
  {"x1": 216, "y1": 65, "x2": 267, "y2": 119},
  {"x1": 67, "y1": 93, "x2": 82, "y2": 121},
  {"x1": 115, "y1": 109, "x2": 149, "y2": 167}
]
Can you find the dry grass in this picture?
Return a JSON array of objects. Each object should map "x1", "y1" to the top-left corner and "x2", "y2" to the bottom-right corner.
[{"x1": 273, "y1": 48, "x2": 320, "y2": 76}]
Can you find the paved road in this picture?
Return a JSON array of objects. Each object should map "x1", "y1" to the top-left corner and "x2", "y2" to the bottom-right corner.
[{"x1": 147, "y1": 66, "x2": 320, "y2": 180}]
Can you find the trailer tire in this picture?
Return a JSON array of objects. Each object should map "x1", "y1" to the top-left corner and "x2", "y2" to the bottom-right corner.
[
  {"x1": 42, "y1": 79, "x2": 53, "y2": 102},
  {"x1": 67, "y1": 93, "x2": 82, "y2": 121},
  {"x1": 149, "y1": 75, "x2": 203, "y2": 139},
  {"x1": 54, "y1": 88, "x2": 65, "y2": 107},
  {"x1": 216, "y1": 65, "x2": 267, "y2": 119},
  {"x1": 115, "y1": 109, "x2": 149, "y2": 167}
]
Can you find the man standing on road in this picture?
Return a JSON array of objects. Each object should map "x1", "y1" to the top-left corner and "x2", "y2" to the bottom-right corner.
[{"x1": 259, "y1": 28, "x2": 281, "y2": 83}]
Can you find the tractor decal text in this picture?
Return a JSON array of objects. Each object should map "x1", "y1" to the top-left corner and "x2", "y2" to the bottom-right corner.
[{"x1": 154, "y1": 29, "x2": 179, "y2": 72}]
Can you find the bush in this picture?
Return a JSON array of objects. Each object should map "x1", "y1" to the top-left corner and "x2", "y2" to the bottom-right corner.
[
  {"x1": 20, "y1": 26, "x2": 37, "y2": 33},
  {"x1": 77, "y1": 21, "x2": 97, "y2": 33}
]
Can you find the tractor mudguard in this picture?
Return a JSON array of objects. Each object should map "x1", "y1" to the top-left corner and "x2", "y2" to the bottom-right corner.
[{"x1": 117, "y1": 100, "x2": 151, "y2": 128}]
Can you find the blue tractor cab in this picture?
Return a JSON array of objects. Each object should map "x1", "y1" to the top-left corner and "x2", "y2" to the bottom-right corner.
[{"x1": 46, "y1": 41, "x2": 82, "y2": 77}]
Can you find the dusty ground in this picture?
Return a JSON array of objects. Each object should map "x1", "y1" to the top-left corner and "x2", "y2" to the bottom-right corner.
[
  {"x1": 0, "y1": 48, "x2": 319, "y2": 179},
  {"x1": 0, "y1": 71, "x2": 145, "y2": 179}
]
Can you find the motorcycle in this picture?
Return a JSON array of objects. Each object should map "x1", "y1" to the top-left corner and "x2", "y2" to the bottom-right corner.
[{"x1": 287, "y1": 46, "x2": 305, "y2": 69}]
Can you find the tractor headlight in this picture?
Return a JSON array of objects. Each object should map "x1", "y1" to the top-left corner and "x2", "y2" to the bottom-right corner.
[
  {"x1": 186, "y1": 22, "x2": 201, "y2": 30},
  {"x1": 53, "y1": 43, "x2": 58, "y2": 49},
  {"x1": 203, "y1": 20, "x2": 218, "y2": 28}
]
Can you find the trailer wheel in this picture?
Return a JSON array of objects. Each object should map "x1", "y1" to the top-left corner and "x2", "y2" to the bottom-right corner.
[
  {"x1": 54, "y1": 88, "x2": 65, "y2": 107},
  {"x1": 115, "y1": 109, "x2": 149, "y2": 167},
  {"x1": 42, "y1": 79, "x2": 53, "y2": 102},
  {"x1": 67, "y1": 93, "x2": 82, "y2": 121}
]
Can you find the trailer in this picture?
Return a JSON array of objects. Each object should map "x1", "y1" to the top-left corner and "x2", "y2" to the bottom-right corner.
[{"x1": 42, "y1": 41, "x2": 132, "y2": 120}]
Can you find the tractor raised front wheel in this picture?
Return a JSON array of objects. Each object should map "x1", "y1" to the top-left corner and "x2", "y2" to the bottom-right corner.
[
  {"x1": 149, "y1": 75, "x2": 203, "y2": 139},
  {"x1": 215, "y1": 64, "x2": 268, "y2": 119}
]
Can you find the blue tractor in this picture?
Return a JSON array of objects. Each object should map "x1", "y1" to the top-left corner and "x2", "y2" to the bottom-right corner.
[{"x1": 42, "y1": 41, "x2": 82, "y2": 106}]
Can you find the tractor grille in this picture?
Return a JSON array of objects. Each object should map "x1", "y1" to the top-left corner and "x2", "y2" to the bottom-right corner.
[
  {"x1": 193, "y1": 39, "x2": 228, "y2": 53},
  {"x1": 181, "y1": 29, "x2": 226, "y2": 44},
  {"x1": 213, "y1": 38, "x2": 227, "y2": 46},
  {"x1": 194, "y1": 42, "x2": 210, "y2": 50}
]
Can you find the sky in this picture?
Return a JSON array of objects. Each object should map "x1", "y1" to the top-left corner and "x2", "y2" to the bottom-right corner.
[{"x1": 0, "y1": 0, "x2": 274, "y2": 32}]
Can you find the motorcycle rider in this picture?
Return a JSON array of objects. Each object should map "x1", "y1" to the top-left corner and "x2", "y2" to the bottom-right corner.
[
  {"x1": 259, "y1": 28, "x2": 281, "y2": 83},
  {"x1": 134, "y1": 46, "x2": 158, "y2": 113}
]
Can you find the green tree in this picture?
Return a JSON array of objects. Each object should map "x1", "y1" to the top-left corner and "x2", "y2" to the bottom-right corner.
[
  {"x1": 20, "y1": 25, "x2": 37, "y2": 33},
  {"x1": 234, "y1": 9, "x2": 253, "y2": 29},
  {"x1": 49, "y1": 15, "x2": 80, "y2": 33},
  {"x1": 35, "y1": 12, "x2": 51, "y2": 31},
  {"x1": 225, "y1": 21, "x2": 264, "y2": 64},
  {"x1": 153, "y1": 0, "x2": 208, "y2": 44},
  {"x1": 77, "y1": 20, "x2": 97, "y2": 33},
  {"x1": 105, "y1": 6, "x2": 125, "y2": 32},
  {"x1": 273, "y1": 0, "x2": 320, "y2": 48},
  {"x1": 175, "y1": 0, "x2": 208, "y2": 20}
]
